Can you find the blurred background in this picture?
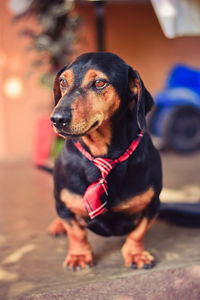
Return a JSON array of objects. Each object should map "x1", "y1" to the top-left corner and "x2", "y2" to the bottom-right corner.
[
  {"x1": 1, "y1": 0, "x2": 200, "y2": 162},
  {"x1": 1, "y1": 1, "x2": 200, "y2": 299}
]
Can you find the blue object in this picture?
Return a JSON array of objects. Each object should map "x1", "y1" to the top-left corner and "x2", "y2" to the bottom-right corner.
[{"x1": 149, "y1": 64, "x2": 200, "y2": 152}]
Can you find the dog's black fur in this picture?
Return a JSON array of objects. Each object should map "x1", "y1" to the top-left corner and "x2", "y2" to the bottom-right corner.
[{"x1": 51, "y1": 52, "x2": 162, "y2": 238}]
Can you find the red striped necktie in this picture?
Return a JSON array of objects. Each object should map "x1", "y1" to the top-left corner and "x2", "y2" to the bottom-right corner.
[{"x1": 74, "y1": 130, "x2": 143, "y2": 219}]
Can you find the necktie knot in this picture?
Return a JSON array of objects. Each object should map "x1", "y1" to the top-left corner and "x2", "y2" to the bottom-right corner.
[{"x1": 93, "y1": 158, "x2": 114, "y2": 178}]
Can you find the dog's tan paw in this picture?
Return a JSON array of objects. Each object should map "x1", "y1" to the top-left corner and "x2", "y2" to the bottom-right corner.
[
  {"x1": 128, "y1": 251, "x2": 156, "y2": 269},
  {"x1": 48, "y1": 218, "x2": 66, "y2": 236},
  {"x1": 63, "y1": 251, "x2": 93, "y2": 271},
  {"x1": 122, "y1": 242, "x2": 155, "y2": 269}
]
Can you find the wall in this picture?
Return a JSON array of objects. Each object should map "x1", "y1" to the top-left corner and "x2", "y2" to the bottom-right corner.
[
  {"x1": 106, "y1": 3, "x2": 200, "y2": 92},
  {"x1": 0, "y1": 2, "x2": 51, "y2": 161}
]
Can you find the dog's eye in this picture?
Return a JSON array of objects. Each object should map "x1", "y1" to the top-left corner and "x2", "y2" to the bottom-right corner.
[
  {"x1": 60, "y1": 78, "x2": 68, "y2": 89},
  {"x1": 94, "y1": 79, "x2": 107, "y2": 89}
]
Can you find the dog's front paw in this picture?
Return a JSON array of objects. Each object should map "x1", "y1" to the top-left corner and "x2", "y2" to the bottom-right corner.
[
  {"x1": 121, "y1": 242, "x2": 155, "y2": 269},
  {"x1": 130, "y1": 251, "x2": 156, "y2": 269},
  {"x1": 63, "y1": 245, "x2": 93, "y2": 271},
  {"x1": 63, "y1": 254, "x2": 93, "y2": 271},
  {"x1": 48, "y1": 218, "x2": 66, "y2": 236}
]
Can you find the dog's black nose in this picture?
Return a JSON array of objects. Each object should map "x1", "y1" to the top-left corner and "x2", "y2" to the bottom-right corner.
[{"x1": 50, "y1": 110, "x2": 72, "y2": 129}]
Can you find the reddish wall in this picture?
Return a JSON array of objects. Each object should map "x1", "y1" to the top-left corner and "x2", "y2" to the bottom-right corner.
[{"x1": 0, "y1": 2, "x2": 51, "y2": 161}]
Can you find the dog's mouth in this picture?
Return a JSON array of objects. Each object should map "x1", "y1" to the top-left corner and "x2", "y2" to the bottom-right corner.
[{"x1": 56, "y1": 120, "x2": 100, "y2": 138}]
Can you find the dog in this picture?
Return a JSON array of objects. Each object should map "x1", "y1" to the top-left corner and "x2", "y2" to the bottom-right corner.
[{"x1": 49, "y1": 52, "x2": 162, "y2": 270}]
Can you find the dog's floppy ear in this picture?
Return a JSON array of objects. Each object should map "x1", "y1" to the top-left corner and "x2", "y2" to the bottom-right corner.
[
  {"x1": 53, "y1": 65, "x2": 68, "y2": 105},
  {"x1": 128, "y1": 66, "x2": 154, "y2": 130}
]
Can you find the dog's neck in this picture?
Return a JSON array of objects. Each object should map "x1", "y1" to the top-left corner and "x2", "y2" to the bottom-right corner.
[
  {"x1": 80, "y1": 109, "x2": 139, "y2": 158},
  {"x1": 81, "y1": 120, "x2": 112, "y2": 157}
]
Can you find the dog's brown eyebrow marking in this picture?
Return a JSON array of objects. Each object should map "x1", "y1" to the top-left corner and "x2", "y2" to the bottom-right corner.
[
  {"x1": 60, "y1": 69, "x2": 74, "y2": 95},
  {"x1": 81, "y1": 69, "x2": 109, "y2": 87}
]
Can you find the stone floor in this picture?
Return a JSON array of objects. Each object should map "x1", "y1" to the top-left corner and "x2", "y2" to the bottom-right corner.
[{"x1": 0, "y1": 151, "x2": 200, "y2": 300}]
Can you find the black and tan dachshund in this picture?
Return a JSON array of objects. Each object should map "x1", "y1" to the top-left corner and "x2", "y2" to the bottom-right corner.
[{"x1": 49, "y1": 52, "x2": 162, "y2": 270}]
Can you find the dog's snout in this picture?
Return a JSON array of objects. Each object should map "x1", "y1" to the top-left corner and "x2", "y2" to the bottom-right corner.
[{"x1": 50, "y1": 110, "x2": 72, "y2": 129}]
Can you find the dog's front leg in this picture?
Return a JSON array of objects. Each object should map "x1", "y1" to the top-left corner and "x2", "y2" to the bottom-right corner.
[
  {"x1": 121, "y1": 217, "x2": 155, "y2": 269},
  {"x1": 61, "y1": 218, "x2": 93, "y2": 270}
]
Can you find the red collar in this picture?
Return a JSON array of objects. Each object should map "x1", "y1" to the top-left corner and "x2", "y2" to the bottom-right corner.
[{"x1": 74, "y1": 130, "x2": 143, "y2": 219}]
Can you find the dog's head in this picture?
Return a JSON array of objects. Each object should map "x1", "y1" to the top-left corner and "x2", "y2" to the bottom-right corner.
[{"x1": 50, "y1": 52, "x2": 154, "y2": 137}]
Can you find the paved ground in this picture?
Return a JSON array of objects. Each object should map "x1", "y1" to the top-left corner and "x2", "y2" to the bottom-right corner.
[{"x1": 0, "y1": 151, "x2": 200, "y2": 300}]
